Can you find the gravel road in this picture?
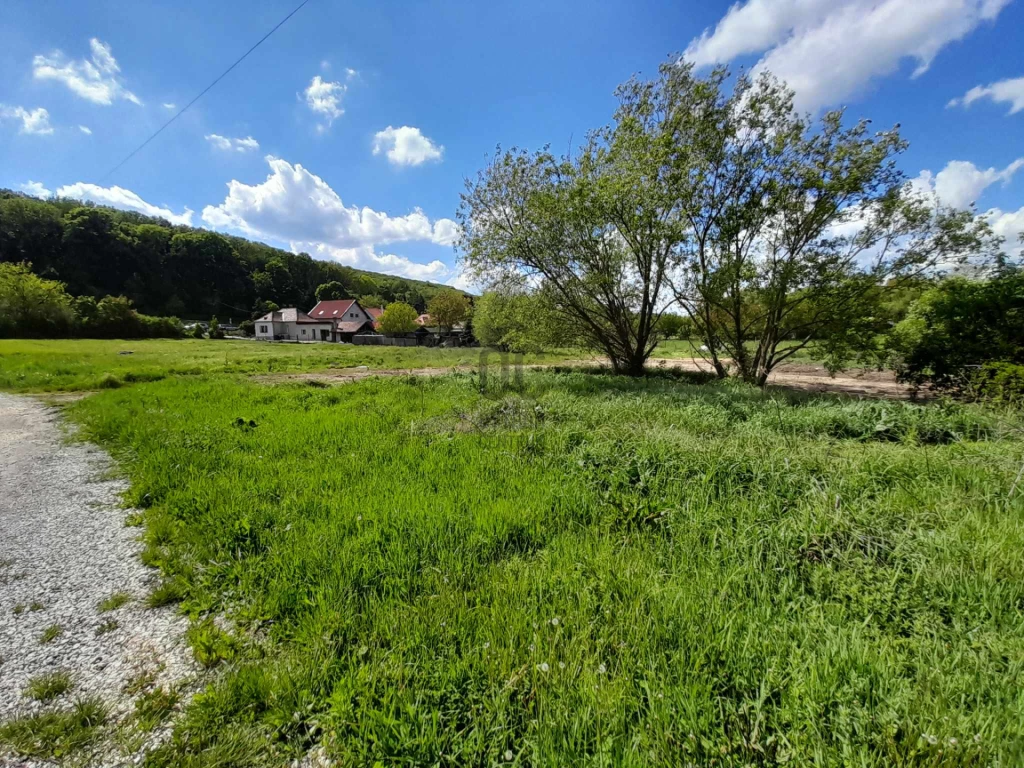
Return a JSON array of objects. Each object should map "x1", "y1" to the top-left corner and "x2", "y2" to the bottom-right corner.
[{"x1": 0, "y1": 393, "x2": 196, "y2": 766}]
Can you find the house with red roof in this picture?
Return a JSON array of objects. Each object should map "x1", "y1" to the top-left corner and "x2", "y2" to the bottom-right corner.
[
  {"x1": 307, "y1": 299, "x2": 376, "y2": 342},
  {"x1": 254, "y1": 308, "x2": 333, "y2": 342}
]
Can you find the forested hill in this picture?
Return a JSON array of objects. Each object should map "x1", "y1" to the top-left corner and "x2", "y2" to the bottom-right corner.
[{"x1": 0, "y1": 189, "x2": 461, "y2": 320}]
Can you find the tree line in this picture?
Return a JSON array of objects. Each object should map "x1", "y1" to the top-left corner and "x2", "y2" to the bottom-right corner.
[
  {"x1": 0, "y1": 190, "x2": 459, "y2": 324},
  {"x1": 458, "y1": 59, "x2": 1014, "y2": 384}
]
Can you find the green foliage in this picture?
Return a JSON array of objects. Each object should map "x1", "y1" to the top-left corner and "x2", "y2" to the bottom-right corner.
[
  {"x1": 315, "y1": 281, "x2": 348, "y2": 302},
  {"x1": 1, "y1": 190, "x2": 458, "y2": 322},
  {"x1": 187, "y1": 619, "x2": 239, "y2": 668},
  {"x1": 378, "y1": 301, "x2": 419, "y2": 335},
  {"x1": 426, "y1": 289, "x2": 470, "y2": 331},
  {"x1": 0, "y1": 262, "x2": 76, "y2": 337},
  {"x1": 472, "y1": 289, "x2": 571, "y2": 352},
  {"x1": 0, "y1": 697, "x2": 108, "y2": 760},
  {"x1": 208, "y1": 316, "x2": 224, "y2": 340},
  {"x1": 24, "y1": 671, "x2": 73, "y2": 702},
  {"x1": 888, "y1": 272, "x2": 1024, "y2": 391},
  {"x1": 63, "y1": 371, "x2": 1024, "y2": 766},
  {"x1": 134, "y1": 687, "x2": 180, "y2": 732},
  {"x1": 653, "y1": 312, "x2": 691, "y2": 339},
  {"x1": 971, "y1": 362, "x2": 1024, "y2": 406},
  {"x1": 39, "y1": 624, "x2": 62, "y2": 644},
  {"x1": 358, "y1": 293, "x2": 386, "y2": 310},
  {"x1": 0, "y1": 262, "x2": 182, "y2": 339},
  {"x1": 147, "y1": 578, "x2": 186, "y2": 608}
]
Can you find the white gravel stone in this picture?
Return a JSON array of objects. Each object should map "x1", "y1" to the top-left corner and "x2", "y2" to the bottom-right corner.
[{"x1": 0, "y1": 394, "x2": 197, "y2": 766}]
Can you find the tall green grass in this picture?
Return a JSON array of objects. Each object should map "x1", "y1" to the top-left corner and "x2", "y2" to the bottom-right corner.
[{"x1": 55, "y1": 370, "x2": 1024, "y2": 767}]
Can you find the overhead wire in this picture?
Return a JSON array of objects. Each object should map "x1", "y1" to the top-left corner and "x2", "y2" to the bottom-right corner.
[{"x1": 101, "y1": 0, "x2": 313, "y2": 180}]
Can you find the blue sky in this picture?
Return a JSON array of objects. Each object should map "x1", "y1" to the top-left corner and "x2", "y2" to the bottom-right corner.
[{"x1": 2, "y1": 0, "x2": 1023, "y2": 285}]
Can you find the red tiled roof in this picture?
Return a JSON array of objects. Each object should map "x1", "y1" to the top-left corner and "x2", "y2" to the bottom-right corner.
[
  {"x1": 364, "y1": 307, "x2": 383, "y2": 320},
  {"x1": 308, "y1": 299, "x2": 357, "y2": 320},
  {"x1": 415, "y1": 313, "x2": 431, "y2": 325}
]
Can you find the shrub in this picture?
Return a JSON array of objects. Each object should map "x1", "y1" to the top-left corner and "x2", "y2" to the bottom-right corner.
[
  {"x1": 888, "y1": 272, "x2": 1024, "y2": 392},
  {"x1": 0, "y1": 262, "x2": 77, "y2": 338},
  {"x1": 379, "y1": 301, "x2": 419, "y2": 335},
  {"x1": 971, "y1": 362, "x2": 1024, "y2": 406}
]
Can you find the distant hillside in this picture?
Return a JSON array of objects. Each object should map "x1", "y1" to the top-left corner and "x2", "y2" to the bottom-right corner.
[{"x1": 0, "y1": 189, "x2": 464, "y2": 320}]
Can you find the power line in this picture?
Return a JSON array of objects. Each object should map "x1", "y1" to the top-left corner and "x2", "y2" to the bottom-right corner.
[{"x1": 102, "y1": 0, "x2": 313, "y2": 180}]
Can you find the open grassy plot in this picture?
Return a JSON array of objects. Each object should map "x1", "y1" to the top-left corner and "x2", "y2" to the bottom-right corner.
[
  {"x1": 59, "y1": 370, "x2": 1024, "y2": 767},
  {"x1": 0, "y1": 339, "x2": 574, "y2": 393}
]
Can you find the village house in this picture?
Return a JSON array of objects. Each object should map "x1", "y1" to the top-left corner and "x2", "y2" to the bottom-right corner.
[
  {"x1": 254, "y1": 308, "x2": 333, "y2": 342},
  {"x1": 306, "y1": 299, "x2": 376, "y2": 342}
]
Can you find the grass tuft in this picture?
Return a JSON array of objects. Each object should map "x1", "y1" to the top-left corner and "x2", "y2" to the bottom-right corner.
[
  {"x1": 0, "y1": 697, "x2": 108, "y2": 760},
  {"x1": 38, "y1": 624, "x2": 62, "y2": 644},
  {"x1": 95, "y1": 618, "x2": 119, "y2": 636},
  {"x1": 24, "y1": 671, "x2": 73, "y2": 702},
  {"x1": 146, "y1": 579, "x2": 186, "y2": 608},
  {"x1": 98, "y1": 591, "x2": 132, "y2": 613}
]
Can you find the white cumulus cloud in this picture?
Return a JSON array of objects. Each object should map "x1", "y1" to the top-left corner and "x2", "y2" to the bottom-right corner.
[
  {"x1": 56, "y1": 183, "x2": 193, "y2": 226},
  {"x1": 985, "y1": 205, "x2": 1024, "y2": 256},
  {"x1": 300, "y1": 243, "x2": 452, "y2": 281},
  {"x1": 910, "y1": 158, "x2": 1024, "y2": 210},
  {"x1": 33, "y1": 38, "x2": 140, "y2": 106},
  {"x1": 372, "y1": 125, "x2": 444, "y2": 167},
  {"x1": 303, "y1": 72, "x2": 353, "y2": 129},
  {"x1": 205, "y1": 133, "x2": 260, "y2": 152},
  {"x1": 684, "y1": 0, "x2": 1010, "y2": 113},
  {"x1": 0, "y1": 105, "x2": 54, "y2": 135},
  {"x1": 948, "y1": 75, "x2": 1024, "y2": 115},
  {"x1": 202, "y1": 155, "x2": 457, "y2": 248},
  {"x1": 19, "y1": 181, "x2": 52, "y2": 198},
  {"x1": 200, "y1": 156, "x2": 457, "y2": 280},
  {"x1": 78, "y1": 125, "x2": 92, "y2": 135}
]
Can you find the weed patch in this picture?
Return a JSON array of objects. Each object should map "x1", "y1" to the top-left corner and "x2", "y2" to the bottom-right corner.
[{"x1": 0, "y1": 698, "x2": 108, "y2": 760}]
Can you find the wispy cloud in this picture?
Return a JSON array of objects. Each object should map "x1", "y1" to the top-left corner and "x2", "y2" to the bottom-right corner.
[{"x1": 33, "y1": 38, "x2": 140, "y2": 106}]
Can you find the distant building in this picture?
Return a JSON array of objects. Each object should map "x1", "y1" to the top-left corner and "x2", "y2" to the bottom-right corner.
[
  {"x1": 306, "y1": 299, "x2": 378, "y2": 342},
  {"x1": 254, "y1": 308, "x2": 333, "y2": 342}
]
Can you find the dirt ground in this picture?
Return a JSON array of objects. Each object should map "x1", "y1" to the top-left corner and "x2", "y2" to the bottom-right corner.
[{"x1": 255, "y1": 359, "x2": 914, "y2": 399}]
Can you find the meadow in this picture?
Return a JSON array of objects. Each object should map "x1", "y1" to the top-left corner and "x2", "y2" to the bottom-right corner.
[
  {"x1": 22, "y1": 362, "x2": 1020, "y2": 767},
  {"x1": 0, "y1": 338, "x2": 578, "y2": 392}
]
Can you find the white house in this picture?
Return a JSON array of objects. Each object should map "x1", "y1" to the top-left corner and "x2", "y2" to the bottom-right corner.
[
  {"x1": 254, "y1": 308, "x2": 333, "y2": 341},
  {"x1": 307, "y1": 299, "x2": 376, "y2": 341},
  {"x1": 307, "y1": 299, "x2": 373, "y2": 326}
]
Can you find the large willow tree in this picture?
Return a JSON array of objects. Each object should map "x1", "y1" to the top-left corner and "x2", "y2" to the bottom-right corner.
[
  {"x1": 460, "y1": 57, "x2": 997, "y2": 380},
  {"x1": 457, "y1": 68, "x2": 687, "y2": 375}
]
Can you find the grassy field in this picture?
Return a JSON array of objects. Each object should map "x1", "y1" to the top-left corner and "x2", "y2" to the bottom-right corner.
[
  {"x1": 7, "y1": 365, "x2": 1011, "y2": 767},
  {"x1": 0, "y1": 338, "x2": 577, "y2": 393}
]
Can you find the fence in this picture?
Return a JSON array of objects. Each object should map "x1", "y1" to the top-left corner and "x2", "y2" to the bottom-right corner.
[{"x1": 353, "y1": 335, "x2": 418, "y2": 347}]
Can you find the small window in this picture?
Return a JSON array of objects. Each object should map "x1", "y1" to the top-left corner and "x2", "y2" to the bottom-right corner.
[
  {"x1": 259, "y1": 325, "x2": 268, "y2": 333},
  {"x1": 301, "y1": 329, "x2": 306, "y2": 335}
]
